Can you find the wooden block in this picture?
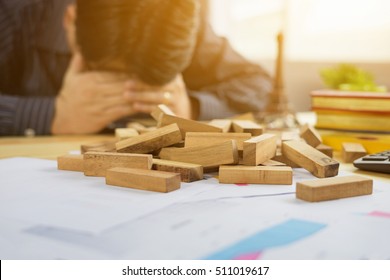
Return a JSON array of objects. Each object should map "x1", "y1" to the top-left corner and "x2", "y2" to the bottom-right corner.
[
  {"x1": 316, "y1": 143, "x2": 333, "y2": 158},
  {"x1": 152, "y1": 159, "x2": 203, "y2": 182},
  {"x1": 151, "y1": 104, "x2": 176, "y2": 121},
  {"x1": 84, "y1": 152, "x2": 152, "y2": 177},
  {"x1": 296, "y1": 175, "x2": 373, "y2": 202},
  {"x1": 126, "y1": 122, "x2": 146, "y2": 131},
  {"x1": 300, "y1": 124, "x2": 322, "y2": 147},
  {"x1": 219, "y1": 165, "x2": 293, "y2": 185},
  {"x1": 81, "y1": 140, "x2": 117, "y2": 154},
  {"x1": 158, "y1": 114, "x2": 222, "y2": 138},
  {"x1": 106, "y1": 167, "x2": 180, "y2": 193},
  {"x1": 261, "y1": 159, "x2": 286, "y2": 166},
  {"x1": 116, "y1": 123, "x2": 182, "y2": 154},
  {"x1": 57, "y1": 154, "x2": 84, "y2": 172},
  {"x1": 281, "y1": 131, "x2": 301, "y2": 142},
  {"x1": 282, "y1": 140, "x2": 339, "y2": 178},
  {"x1": 232, "y1": 120, "x2": 263, "y2": 136},
  {"x1": 272, "y1": 151, "x2": 301, "y2": 168},
  {"x1": 208, "y1": 119, "x2": 232, "y2": 132},
  {"x1": 115, "y1": 128, "x2": 139, "y2": 140},
  {"x1": 185, "y1": 132, "x2": 251, "y2": 151},
  {"x1": 342, "y1": 142, "x2": 367, "y2": 163},
  {"x1": 243, "y1": 134, "x2": 277, "y2": 166},
  {"x1": 159, "y1": 140, "x2": 239, "y2": 169}
]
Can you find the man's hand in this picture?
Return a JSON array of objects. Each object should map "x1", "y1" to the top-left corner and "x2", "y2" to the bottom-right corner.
[
  {"x1": 124, "y1": 75, "x2": 193, "y2": 119},
  {"x1": 52, "y1": 53, "x2": 133, "y2": 134}
]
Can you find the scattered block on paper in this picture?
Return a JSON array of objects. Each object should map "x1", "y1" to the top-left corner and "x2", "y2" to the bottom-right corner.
[
  {"x1": 243, "y1": 134, "x2": 277, "y2": 166},
  {"x1": 272, "y1": 150, "x2": 301, "y2": 168},
  {"x1": 152, "y1": 159, "x2": 203, "y2": 183},
  {"x1": 232, "y1": 120, "x2": 263, "y2": 136},
  {"x1": 159, "y1": 140, "x2": 239, "y2": 169},
  {"x1": 208, "y1": 119, "x2": 232, "y2": 132},
  {"x1": 185, "y1": 132, "x2": 251, "y2": 151},
  {"x1": 342, "y1": 142, "x2": 367, "y2": 163},
  {"x1": 296, "y1": 175, "x2": 373, "y2": 202},
  {"x1": 158, "y1": 113, "x2": 222, "y2": 137},
  {"x1": 115, "y1": 128, "x2": 139, "y2": 140},
  {"x1": 81, "y1": 140, "x2": 117, "y2": 154},
  {"x1": 300, "y1": 124, "x2": 322, "y2": 147},
  {"x1": 219, "y1": 165, "x2": 293, "y2": 185},
  {"x1": 116, "y1": 123, "x2": 182, "y2": 154},
  {"x1": 106, "y1": 167, "x2": 180, "y2": 193},
  {"x1": 84, "y1": 152, "x2": 152, "y2": 177},
  {"x1": 151, "y1": 104, "x2": 175, "y2": 121},
  {"x1": 316, "y1": 143, "x2": 333, "y2": 158},
  {"x1": 57, "y1": 154, "x2": 84, "y2": 172},
  {"x1": 282, "y1": 140, "x2": 339, "y2": 178}
]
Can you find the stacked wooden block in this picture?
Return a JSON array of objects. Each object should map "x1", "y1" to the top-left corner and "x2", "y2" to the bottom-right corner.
[{"x1": 57, "y1": 106, "x2": 372, "y2": 202}]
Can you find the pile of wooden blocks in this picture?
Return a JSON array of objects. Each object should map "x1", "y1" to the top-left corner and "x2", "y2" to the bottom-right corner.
[{"x1": 58, "y1": 105, "x2": 373, "y2": 202}]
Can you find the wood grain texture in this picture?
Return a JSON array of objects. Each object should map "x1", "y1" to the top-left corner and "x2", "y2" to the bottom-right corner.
[
  {"x1": 300, "y1": 124, "x2": 322, "y2": 147},
  {"x1": 342, "y1": 142, "x2": 367, "y2": 163},
  {"x1": 152, "y1": 159, "x2": 203, "y2": 182},
  {"x1": 185, "y1": 132, "x2": 251, "y2": 151},
  {"x1": 84, "y1": 152, "x2": 152, "y2": 177},
  {"x1": 116, "y1": 123, "x2": 182, "y2": 154},
  {"x1": 316, "y1": 143, "x2": 334, "y2": 158},
  {"x1": 57, "y1": 154, "x2": 84, "y2": 172},
  {"x1": 232, "y1": 120, "x2": 263, "y2": 136},
  {"x1": 296, "y1": 175, "x2": 373, "y2": 202},
  {"x1": 106, "y1": 167, "x2": 180, "y2": 193},
  {"x1": 282, "y1": 140, "x2": 339, "y2": 178},
  {"x1": 243, "y1": 134, "x2": 277, "y2": 166},
  {"x1": 219, "y1": 165, "x2": 293, "y2": 185},
  {"x1": 81, "y1": 140, "x2": 117, "y2": 154}
]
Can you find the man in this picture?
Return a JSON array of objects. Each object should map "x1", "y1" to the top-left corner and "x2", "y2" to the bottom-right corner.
[{"x1": 0, "y1": 0, "x2": 272, "y2": 136}]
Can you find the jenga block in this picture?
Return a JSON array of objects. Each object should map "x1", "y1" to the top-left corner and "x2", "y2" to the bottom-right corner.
[
  {"x1": 281, "y1": 131, "x2": 301, "y2": 142},
  {"x1": 300, "y1": 124, "x2": 322, "y2": 147},
  {"x1": 126, "y1": 122, "x2": 146, "y2": 131},
  {"x1": 152, "y1": 159, "x2": 203, "y2": 183},
  {"x1": 158, "y1": 114, "x2": 222, "y2": 138},
  {"x1": 208, "y1": 119, "x2": 232, "y2": 132},
  {"x1": 185, "y1": 132, "x2": 251, "y2": 151},
  {"x1": 230, "y1": 112, "x2": 256, "y2": 121},
  {"x1": 261, "y1": 159, "x2": 286, "y2": 166},
  {"x1": 115, "y1": 128, "x2": 139, "y2": 140},
  {"x1": 243, "y1": 134, "x2": 277, "y2": 166},
  {"x1": 342, "y1": 142, "x2": 367, "y2": 163},
  {"x1": 232, "y1": 120, "x2": 263, "y2": 136},
  {"x1": 57, "y1": 154, "x2": 84, "y2": 172},
  {"x1": 151, "y1": 104, "x2": 176, "y2": 121},
  {"x1": 272, "y1": 151, "x2": 301, "y2": 168},
  {"x1": 84, "y1": 152, "x2": 152, "y2": 177},
  {"x1": 81, "y1": 140, "x2": 117, "y2": 154},
  {"x1": 219, "y1": 165, "x2": 293, "y2": 185},
  {"x1": 159, "y1": 140, "x2": 239, "y2": 169},
  {"x1": 106, "y1": 167, "x2": 180, "y2": 193},
  {"x1": 316, "y1": 144, "x2": 333, "y2": 158},
  {"x1": 282, "y1": 140, "x2": 339, "y2": 178},
  {"x1": 116, "y1": 123, "x2": 182, "y2": 154},
  {"x1": 296, "y1": 175, "x2": 373, "y2": 202}
]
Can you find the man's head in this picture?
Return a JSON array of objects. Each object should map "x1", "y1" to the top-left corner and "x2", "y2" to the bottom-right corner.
[{"x1": 64, "y1": 0, "x2": 200, "y2": 85}]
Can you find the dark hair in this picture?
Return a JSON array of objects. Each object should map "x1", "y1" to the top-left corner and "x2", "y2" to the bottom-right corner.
[{"x1": 76, "y1": 0, "x2": 200, "y2": 85}]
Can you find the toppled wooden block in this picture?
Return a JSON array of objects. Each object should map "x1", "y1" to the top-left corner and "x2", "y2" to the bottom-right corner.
[
  {"x1": 159, "y1": 140, "x2": 239, "y2": 169},
  {"x1": 342, "y1": 142, "x2": 367, "y2": 163},
  {"x1": 158, "y1": 114, "x2": 222, "y2": 137},
  {"x1": 219, "y1": 165, "x2": 293, "y2": 185},
  {"x1": 80, "y1": 140, "x2": 117, "y2": 154},
  {"x1": 272, "y1": 150, "x2": 301, "y2": 168},
  {"x1": 232, "y1": 120, "x2": 263, "y2": 136},
  {"x1": 316, "y1": 143, "x2": 333, "y2": 158},
  {"x1": 185, "y1": 132, "x2": 251, "y2": 151},
  {"x1": 208, "y1": 119, "x2": 232, "y2": 132},
  {"x1": 151, "y1": 104, "x2": 175, "y2": 121},
  {"x1": 115, "y1": 128, "x2": 139, "y2": 140},
  {"x1": 116, "y1": 123, "x2": 182, "y2": 154},
  {"x1": 261, "y1": 159, "x2": 286, "y2": 166},
  {"x1": 84, "y1": 152, "x2": 152, "y2": 177},
  {"x1": 282, "y1": 140, "x2": 339, "y2": 178},
  {"x1": 152, "y1": 159, "x2": 203, "y2": 183},
  {"x1": 296, "y1": 175, "x2": 373, "y2": 202},
  {"x1": 300, "y1": 124, "x2": 322, "y2": 147},
  {"x1": 243, "y1": 134, "x2": 277, "y2": 166},
  {"x1": 106, "y1": 167, "x2": 180, "y2": 193},
  {"x1": 57, "y1": 154, "x2": 84, "y2": 172}
]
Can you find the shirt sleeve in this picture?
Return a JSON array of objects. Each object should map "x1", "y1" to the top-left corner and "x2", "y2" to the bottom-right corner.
[{"x1": 182, "y1": 19, "x2": 273, "y2": 120}]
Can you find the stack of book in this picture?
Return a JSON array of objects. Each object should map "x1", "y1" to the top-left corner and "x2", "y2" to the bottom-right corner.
[{"x1": 311, "y1": 90, "x2": 390, "y2": 133}]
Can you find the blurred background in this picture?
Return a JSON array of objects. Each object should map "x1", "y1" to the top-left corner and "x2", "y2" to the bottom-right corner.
[{"x1": 205, "y1": 0, "x2": 390, "y2": 112}]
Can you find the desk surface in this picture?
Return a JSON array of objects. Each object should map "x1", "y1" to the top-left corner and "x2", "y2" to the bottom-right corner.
[{"x1": 1, "y1": 135, "x2": 389, "y2": 260}]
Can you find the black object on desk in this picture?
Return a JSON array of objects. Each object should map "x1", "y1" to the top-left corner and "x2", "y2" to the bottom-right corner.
[{"x1": 353, "y1": 150, "x2": 390, "y2": 174}]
